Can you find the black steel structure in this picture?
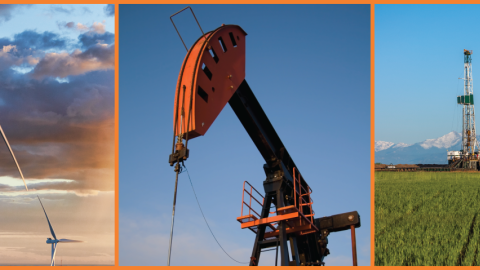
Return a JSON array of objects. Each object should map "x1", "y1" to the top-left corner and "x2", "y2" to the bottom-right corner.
[
  {"x1": 167, "y1": 12, "x2": 361, "y2": 265},
  {"x1": 170, "y1": 79, "x2": 361, "y2": 266}
]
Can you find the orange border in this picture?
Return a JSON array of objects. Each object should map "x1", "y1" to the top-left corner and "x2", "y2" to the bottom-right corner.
[{"x1": 370, "y1": 4, "x2": 375, "y2": 267}]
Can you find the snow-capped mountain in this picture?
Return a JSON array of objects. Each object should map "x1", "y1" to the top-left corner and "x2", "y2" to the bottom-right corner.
[
  {"x1": 375, "y1": 131, "x2": 473, "y2": 164},
  {"x1": 393, "y1": 142, "x2": 412, "y2": 148},
  {"x1": 375, "y1": 141, "x2": 394, "y2": 152},
  {"x1": 374, "y1": 141, "x2": 411, "y2": 152},
  {"x1": 419, "y1": 131, "x2": 461, "y2": 149}
]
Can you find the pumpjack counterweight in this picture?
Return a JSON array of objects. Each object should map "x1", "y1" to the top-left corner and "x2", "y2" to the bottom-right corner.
[{"x1": 168, "y1": 17, "x2": 361, "y2": 266}]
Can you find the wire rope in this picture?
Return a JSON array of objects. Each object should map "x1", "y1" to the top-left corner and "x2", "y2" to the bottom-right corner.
[{"x1": 182, "y1": 164, "x2": 250, "y2": 264}]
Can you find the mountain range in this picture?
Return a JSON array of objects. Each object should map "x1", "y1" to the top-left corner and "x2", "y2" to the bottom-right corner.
[{"x1": 375, "y1": 131, "x2": 480, "y2": 164}]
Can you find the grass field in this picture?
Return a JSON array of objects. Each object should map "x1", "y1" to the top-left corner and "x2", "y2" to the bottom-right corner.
[{"x1": 375, "y1": 171, "x2": 480, "y2": 266}]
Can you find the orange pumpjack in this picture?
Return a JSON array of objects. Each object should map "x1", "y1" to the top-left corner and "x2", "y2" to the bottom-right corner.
[{"x1": 168, "y1": 7, "x2": 361, "y2": 266}]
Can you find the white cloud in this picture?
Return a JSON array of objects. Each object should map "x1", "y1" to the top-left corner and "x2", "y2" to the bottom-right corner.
[
  {"x1": 31, "y1": 44, "x2": 114, "y2": 79},
  {"x1": 59, "y1": 21, "x2": 107, "y2": 34},
  {"x1": 2, "y1": 45, "x2": 17, "y2": 53}
]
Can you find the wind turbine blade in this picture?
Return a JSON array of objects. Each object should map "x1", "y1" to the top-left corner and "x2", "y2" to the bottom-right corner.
[
  {"x1": 0, "y1": 125, "x2": 28, "y2": 191},
  {"x1": 58, "y1": 239, "x2": 83, "y2": 243},
  {"x1": 51, "y1": 243, "x2": 57, "y2": 266},
  {"x1": 37, "y1": 196, "x2": 57, "y2": 240}
]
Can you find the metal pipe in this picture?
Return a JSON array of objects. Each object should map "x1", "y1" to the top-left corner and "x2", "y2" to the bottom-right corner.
[
  {"x1": 51, "y1": 243, "x2": 55, "y2": 266},
  {"x1": 351, "y1": 224, "x2": 357, "y2": 266},
  {"x1": 249, "y1": 186, "x2": 252, "y2": 217},
  {"x1": 170, "y1": 6, "x2": 206, "y2": 51},
  {"x1": 171, "y1": 85, "x2": 182, "y2": 155},
  {"x1": 241, "y1": 181, "x2": 245, "y2": 216},
  {"x1": 167, "y1": 162, "x2": 181, "y2": 266},
  {"x1": 275, "y1": 238, "x2": 279, "y2": 266}
]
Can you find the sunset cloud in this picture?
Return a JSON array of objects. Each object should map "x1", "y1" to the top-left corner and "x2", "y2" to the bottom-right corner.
[
  {"x1": 0, "y1": 69, "x2": 114, "y2": 195},
  {"x1": 0, "y1": 28, "x2": 114, "y2": 79},
  {"x1": 78, "y1": 32, "x2": 114, "y2": 49},
  {"x1": 2, "y1": 44, "x2": 17, "y2": 53},
  {"x1": 0, "y1": 5, "x2": 114, "y2": 266},
  {"x1": 0, "y1": 48, "x2": 40, "y2": 71},
  {"x1": 58, "y1": 21, "x2": 107, "y2": 34},
  {"x1": 31, "y1": 43, "x2": 114, "y2": 79}
]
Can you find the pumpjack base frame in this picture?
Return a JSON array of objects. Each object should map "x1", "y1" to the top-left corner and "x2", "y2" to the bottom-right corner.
[
  {"x1": 237, "y1": 179, "x2": 361, "y2": 266},
  {"x1": 237, "y1": 205, "x2": 318, "y2": 238}
]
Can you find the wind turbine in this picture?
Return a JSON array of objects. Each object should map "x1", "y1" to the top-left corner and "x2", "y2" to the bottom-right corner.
[
  {"x1": 0, "y1": 125, "x2": 28, "y2": 191},
  {"x1": 2, "y1": 124, "x2": 83, "y2": 266},
  {"x1": 37, "y1": 196, "x2": 83, "y2": 266}
]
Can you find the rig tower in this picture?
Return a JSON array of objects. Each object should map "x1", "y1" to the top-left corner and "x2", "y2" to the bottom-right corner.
[{"x1": 456, "y1": 49, "x2": 479, "y2": 169}]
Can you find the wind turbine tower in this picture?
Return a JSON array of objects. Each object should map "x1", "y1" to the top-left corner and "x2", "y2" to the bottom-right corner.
[
  {"x1": 38, "y1": 196, "x2": 83, "y2": 266},
  {"x1": 457, "y1": 49, "x2": 479, "y2": 169}
]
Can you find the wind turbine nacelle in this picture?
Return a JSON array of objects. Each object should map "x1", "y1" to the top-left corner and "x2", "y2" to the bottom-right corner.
[{"x1": 46, "y1": 238, "x2": 58, "y2": 244}]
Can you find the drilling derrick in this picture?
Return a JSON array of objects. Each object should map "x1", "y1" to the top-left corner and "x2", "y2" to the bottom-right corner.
[{"x1": 455, "y1": 50, "x2": 479, "y2": 169}]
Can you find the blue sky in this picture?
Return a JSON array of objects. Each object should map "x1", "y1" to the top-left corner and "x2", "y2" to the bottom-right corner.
[
  {"x1": 376, "y1": 5, "x2": 480, "y2": 144},
  {"x1": 2, "y1": 5, "x2": 114, "y2": 44},
  {"x1": 119, "y1": 4, "x2": 370, "y2": 266},
  {"x1": 0, "y1": 4, "x2": 114, "y2": 265}
]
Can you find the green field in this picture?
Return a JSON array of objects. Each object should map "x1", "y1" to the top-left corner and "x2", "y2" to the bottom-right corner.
[{"x1": 375, "y1": 171, "x2": 480, "y2": 266}]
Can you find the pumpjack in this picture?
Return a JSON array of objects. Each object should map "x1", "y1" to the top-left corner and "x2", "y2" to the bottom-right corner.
[{"x1": 168, "y1": 7, "x2": 361, "y2": 266}]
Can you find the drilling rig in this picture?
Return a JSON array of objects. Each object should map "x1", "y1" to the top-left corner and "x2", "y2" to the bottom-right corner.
[
  {"x1": 167, "y1": 7, "x2": 361, "y2": 266},
  {"x1": 449, "y1": 50, "x2": 480, "y2": 170}
]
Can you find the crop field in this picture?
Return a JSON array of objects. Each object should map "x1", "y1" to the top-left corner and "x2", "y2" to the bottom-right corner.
[{"x1": 375, "y1": 171, "x2": 480, "y2": 266}]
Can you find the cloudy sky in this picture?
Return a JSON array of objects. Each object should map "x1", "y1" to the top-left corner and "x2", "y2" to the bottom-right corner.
[
  {"x1": 0, "y1": 4, "x2": 114, "y2": 266},
  {"x1": 376, "y1": 5, "x2": 480, "y2": 144}
]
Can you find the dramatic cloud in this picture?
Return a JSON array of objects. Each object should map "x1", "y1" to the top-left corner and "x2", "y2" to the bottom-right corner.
[
  {"x1": 0, "y1": 5, "x2": 115, "y2": 266},
  {"x1": 0, "y1": 68, "x2": 114, "y2": 194},
  {"x1": 0, "y1": 51, "x2": 22, "y2": 71},
  {"x1": 6, "y1": 177, "x2": 113, "y2": 197},
  {"x1": 2, "y1": 45, "x2": 16, "y2": 53},
  {"x1": 8, "y1": 30, "x2": 68, "y2": 51},
  {"x1": 0, "y1": 5, "x2": 30, "y2": 24},
  {"x1": 76, "y1": 23, "x2": 90, "y2": 31},
  {"x1": 90, "y1": 22, "x2": 106, "y2": 34},
  {"x1": 104, "y1": 4, "x2": 114, "y2": 17},
  {"x1": 78, "y1": 32, "x2": 114, "y2": 49},
  {"x1": 31, "y1": 43, "x2": 114, "y2": 79},
  {"x1": 58, "y1": 21, "x2": 107, "y2": 35},
  {"x1": 0, "y1": 29, "x2": 113, "y2": 79},
  {"x1": 0, "y1": 5, "x2": 16, "y2": 23},
  {"x1": 0, "y1": 47, "x2": 39, "y2": 71}
]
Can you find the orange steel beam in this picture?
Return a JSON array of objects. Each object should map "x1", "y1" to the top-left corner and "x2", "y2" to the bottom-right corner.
[
  {"x1": 240, "y1": 212, "x2": 299, "y2": 229},
  {"x1": 173, "y1": 25, "x2": 247, "y2": 140}
]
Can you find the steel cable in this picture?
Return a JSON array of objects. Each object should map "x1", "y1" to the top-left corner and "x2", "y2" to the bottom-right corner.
[{"x1": 182, "y1": 165, "x2": 249, "y2": 264}]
